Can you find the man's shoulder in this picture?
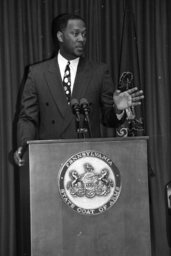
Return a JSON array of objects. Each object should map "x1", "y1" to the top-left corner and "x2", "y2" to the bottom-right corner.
[
  {"x1": 29, "y1": 57, "x2": 56, "y2": 72},
  {"x1": 81, "y1": 58, "x2": 108, "y2": 70}
]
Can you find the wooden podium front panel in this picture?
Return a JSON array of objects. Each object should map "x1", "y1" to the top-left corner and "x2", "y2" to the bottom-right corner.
[{"x1": 29, "y1": 138, "x2": 151, "y2": 256}]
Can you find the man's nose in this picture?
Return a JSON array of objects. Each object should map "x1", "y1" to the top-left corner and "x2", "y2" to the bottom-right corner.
[{"x1": 78, "y1": 34, "x2": 85, "y2": 42}]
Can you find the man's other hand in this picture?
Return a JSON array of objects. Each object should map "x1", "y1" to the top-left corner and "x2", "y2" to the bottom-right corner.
[
  {"x1": 113, "y1": 87, "x2": 144, "y2": 111},
  {"x1": 14, "y1": 146, "x2": 25, "y2": 167}
]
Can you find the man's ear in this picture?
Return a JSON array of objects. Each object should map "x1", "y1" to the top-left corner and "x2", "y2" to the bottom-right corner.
[{"x1": 57, "y1": 31, "x2": 63, "y2": 43}]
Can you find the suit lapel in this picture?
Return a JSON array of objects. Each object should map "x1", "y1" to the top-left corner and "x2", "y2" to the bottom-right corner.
[
  {"x1": 72, "y1": 58, "x2": 92, "y2": 99},
  {"x1": 45, "y1": 57, "x2": 72, "y2": 119}
]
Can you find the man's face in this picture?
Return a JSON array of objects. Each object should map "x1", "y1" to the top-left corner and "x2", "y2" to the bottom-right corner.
[{"x1": 59, "y1": 19, "x2": 87, "y2": 59}]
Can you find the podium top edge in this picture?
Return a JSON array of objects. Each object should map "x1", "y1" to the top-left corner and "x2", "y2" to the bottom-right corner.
[{"x1": 27, "y1": 136, "x2": 149, "y2": 145}]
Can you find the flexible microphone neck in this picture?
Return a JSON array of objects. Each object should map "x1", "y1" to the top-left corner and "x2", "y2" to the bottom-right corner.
[
  {"x1": 71, "y1": 98, "x2": 85, "y2": 138},
  {"x1": 71, "y1": 98, "x2": 81, "y2": 122},
  {"x1": 80, "y1": 98, "x2": 92, "y2": 138}
]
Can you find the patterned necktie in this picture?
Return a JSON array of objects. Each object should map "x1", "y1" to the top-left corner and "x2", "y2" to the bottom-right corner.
[{"x1": 63, "y1": 61, "x2": 71, "y2": 103}]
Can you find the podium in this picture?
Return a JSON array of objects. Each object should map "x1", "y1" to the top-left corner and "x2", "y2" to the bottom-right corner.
[{"x1": 28, "y1": 137, "x2": 151, "y2": 256}]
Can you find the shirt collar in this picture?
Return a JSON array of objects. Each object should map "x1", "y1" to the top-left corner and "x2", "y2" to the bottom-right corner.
[{"x1": 57, "y1": 51, "x2": 80, "y2": 67}]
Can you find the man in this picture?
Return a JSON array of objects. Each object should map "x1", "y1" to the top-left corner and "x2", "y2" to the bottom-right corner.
[{"x1": 14, "y1": 13, "x2": 144, "y2": 166}]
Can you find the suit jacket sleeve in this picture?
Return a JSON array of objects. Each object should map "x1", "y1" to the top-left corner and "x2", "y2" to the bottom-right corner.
[
  {"x1": 100, "y1": 65, "x2": 126, "y2": 128},
  {"x1": 17, "y1": 66, "x2": 39, "y2": 146}
]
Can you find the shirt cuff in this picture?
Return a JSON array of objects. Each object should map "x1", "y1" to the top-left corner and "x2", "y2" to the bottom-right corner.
[{"x1": 116, "y1": 110, "x2": 125, "y2": 120}]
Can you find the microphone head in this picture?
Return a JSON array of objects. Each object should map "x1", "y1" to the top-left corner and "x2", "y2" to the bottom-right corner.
[
  {"x1": 80, "y1": 98, "x2": 89, "y2": 106},
  {"x1": 71, "y1": 98, "x2": 79, "y2": 107}
]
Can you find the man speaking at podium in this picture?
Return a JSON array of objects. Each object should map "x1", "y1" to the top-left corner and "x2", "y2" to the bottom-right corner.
[{"x1": 14, "y1": 13, "x2": 144, "y2": 166}]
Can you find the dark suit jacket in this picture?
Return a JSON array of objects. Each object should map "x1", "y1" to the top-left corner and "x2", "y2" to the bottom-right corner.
[{"x1": 17, "y1": 57, "x2": 125, "y2": 146}]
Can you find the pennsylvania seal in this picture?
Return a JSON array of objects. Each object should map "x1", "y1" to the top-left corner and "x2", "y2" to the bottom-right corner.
[{"x1": 58, "y1": 150, "x2": 121, "y2": 215}]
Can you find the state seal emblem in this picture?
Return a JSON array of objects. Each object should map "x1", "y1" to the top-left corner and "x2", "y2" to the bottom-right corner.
[{"x1": 58, "y1": 150, "x2": 121, "y2": 215}]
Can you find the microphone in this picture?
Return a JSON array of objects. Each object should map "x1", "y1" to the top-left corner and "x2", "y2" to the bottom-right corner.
[
  {"x1": 70, "y1": 98, "x2": 81, "y2": 122},
  {"x1": 80, "y1": 98, "x2": 92, "y2": 137},
  {"x1": 80, "y1": 98, "x2": 90, "y2": 117}
]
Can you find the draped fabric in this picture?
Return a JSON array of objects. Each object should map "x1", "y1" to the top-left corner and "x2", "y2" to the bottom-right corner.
[
  {"x1": 0, "y1": 0, "x2": 171, "y2": 255},
  {"x1": 116, "y1": 5, "x2": 144, "y2": 137}
]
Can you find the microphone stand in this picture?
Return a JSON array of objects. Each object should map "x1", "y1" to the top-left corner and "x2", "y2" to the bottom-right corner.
[
  {"x1": 71, "y1": 99, "x2": 85, "y2": 139},
  {"x1": 76, "y1": 116, "x2": 81, "y2": 139},
  {"x1": 80, "y1": 98, "x2": 92, "y2": 138}
]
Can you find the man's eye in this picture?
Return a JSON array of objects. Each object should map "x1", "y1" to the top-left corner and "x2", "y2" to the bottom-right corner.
[
  {"x1": 72, "y1": 32, "x2": 79, "y2": 37},
  {"x1": 72, "y1": 32, "x2": 86, "y2": 38}
]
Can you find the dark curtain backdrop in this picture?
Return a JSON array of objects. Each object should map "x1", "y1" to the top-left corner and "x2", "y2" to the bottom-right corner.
[{"x1": 0, "y1": 0, "x2": 171, "y2": 255}]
